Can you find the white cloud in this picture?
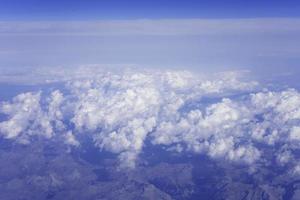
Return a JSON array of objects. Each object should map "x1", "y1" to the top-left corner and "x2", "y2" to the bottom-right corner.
[
  {"x1": 0, "y1": 90, "x2": 73, "y2": 144},
  {"x1": 64, "y1": 131, "x2": 80, "y2": 147},
  {"x1": 0, "y1": 92, "x2": 48, "y2": 141},
  {"x1": 290, "y1": 126, "x2": 300, "y2": 141},
  {"x1": 1, "y1": 67, "x2": 300, "y2": 170},
  {"x1": 293, "y1": 164, "x2": 300, "y2": 176},
  {"x1": 66, "y1": 69, "x2": 259, "y2": 167},
  {"x1": 276, "y1": 150, "x2": 293, "y2": 166}
]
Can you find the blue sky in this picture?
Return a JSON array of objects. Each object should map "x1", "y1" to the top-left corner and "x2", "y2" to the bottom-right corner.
[
  {"x1": 0, "y1": 0, "x2": 299, "y2": 75},
  {"x1": 0, "y1": 0, "x2": 300, "y2": 20}
]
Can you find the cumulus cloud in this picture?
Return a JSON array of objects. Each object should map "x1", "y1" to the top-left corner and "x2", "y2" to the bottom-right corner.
[
  {"x1": 64, "y1": 131, "x2": 80, "y2": 147},
  {"x1": 0, "y1": 90, "x2": 69, "y2": 144},
  {"x1": 1, "y1": 67, "x2": 300, "y2": 170},
  {"x1": 0, "y1": 92, "x2": 51, "y2": 142},
  {"x1": 152, "y1": 97, "x2": 259, "y2": 165}
]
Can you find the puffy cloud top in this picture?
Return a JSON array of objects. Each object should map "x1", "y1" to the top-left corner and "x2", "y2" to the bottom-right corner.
[{"x1": 1, "y1": 68, "x2": 300, "y2": 171}]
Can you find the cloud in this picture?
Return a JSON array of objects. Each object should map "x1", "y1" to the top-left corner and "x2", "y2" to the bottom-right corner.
[
  {"x1": 0, "y1": 18, "x2": 300, "y2": 36},
  {"x1": 152, "y1": 97, "x2": 259, "y2": 165},
  {"x1": 0, "y1": 90, "x2": 68, "y2": 144},
  {"x1": 249, "y1": 89, "x2": 300, "y2": 146},
  {"x1": 1, "y1": 67, "x2": 300, "y2": 171},
  {"x1": 64, "y1": 131, "x2": 80, "y2": 147},
  {"x1": 276, "y1": 150, "x2": 293, "y2": 166},
  {"x1": 0, "y1": 92, "x2": 48, "y2": 141}
]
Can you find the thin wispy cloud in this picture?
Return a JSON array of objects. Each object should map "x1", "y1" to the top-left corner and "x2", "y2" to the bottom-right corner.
[{"x1": 0, "y1": 18, "x2": 300, "y2": 36}]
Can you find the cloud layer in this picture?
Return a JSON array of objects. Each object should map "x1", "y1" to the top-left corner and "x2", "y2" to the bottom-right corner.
[
  {"x1": 1, "y1": 68, "x2": 300, "y2": 172},
  {"x1": 1, "y1": 18, "x2": 300, "y2": 36}
]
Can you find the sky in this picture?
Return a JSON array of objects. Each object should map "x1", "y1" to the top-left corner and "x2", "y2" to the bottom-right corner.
[
  {"x1": 0, "y1": 0, "x2": 300, "y2": 20},
  {"x1": 0, "y1": 0, "x2": 299, "y2": 74}
]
